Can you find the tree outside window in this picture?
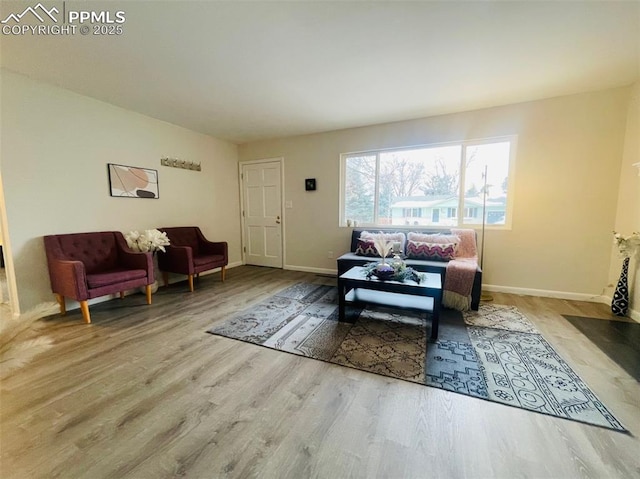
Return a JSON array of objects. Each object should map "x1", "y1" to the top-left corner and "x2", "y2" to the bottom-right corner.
[{"x1": 341, "y1": 137, "x2": 515, "y2": 228}]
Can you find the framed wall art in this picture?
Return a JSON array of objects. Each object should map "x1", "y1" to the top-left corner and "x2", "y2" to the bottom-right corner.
[{"x1": 108, "y1": 163, "x2": 159, "y2": 199}]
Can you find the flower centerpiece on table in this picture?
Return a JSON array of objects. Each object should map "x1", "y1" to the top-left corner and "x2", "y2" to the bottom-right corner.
[
  {"x1": 371, "y1": 236, "x2": 395, "y2": 279},
  {"x1": 613, "y1": 231, "x2": 640, "y2": 258},
  {"x1": 373, "y1": 237, "x2": 393, "y2": 263},
  {"x1": 125, "y1": 229, "x2": 170, "y2": 253},
  {"x1": 364, "y1": 236, "x2": 422, "y2": 283}
]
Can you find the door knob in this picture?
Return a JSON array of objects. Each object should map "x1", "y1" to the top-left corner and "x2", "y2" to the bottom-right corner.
[{"x1": 276, "y1": 215, "x2": 281, "y2": 224}]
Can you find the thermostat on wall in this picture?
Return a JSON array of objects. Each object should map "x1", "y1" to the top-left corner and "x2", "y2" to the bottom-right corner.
[{"x1": 305, "y1": 178, "x2": 316, "y2": 191}]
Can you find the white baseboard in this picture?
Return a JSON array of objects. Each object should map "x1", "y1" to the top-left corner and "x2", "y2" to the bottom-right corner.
[
  {"x1": 283, "y1": 264, "x2": 337, "y2": 276},
  {"x1": 279, "y1": 272, "x2": 627, "y2": 306},
  {"x1": 55, "y1": 265, "x2": 640, "y2": 324},
  {"x1": 279, "y1": 272, "x2": 640, "y2": 321},
  {"x1": 484, "y1": 284, "x2": 640, "y2": 323},
  {"x1": 482, "y1": 284, "x2": 604, "y2": 302}
]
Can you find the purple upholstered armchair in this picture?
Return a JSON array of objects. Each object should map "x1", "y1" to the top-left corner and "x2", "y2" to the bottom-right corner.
[
  {"x1": 44, "y1": 231, "x2": 155, "y2": 324},
  {"x1": 157, "y1": 226, "x2": 228, "y2": 292}
]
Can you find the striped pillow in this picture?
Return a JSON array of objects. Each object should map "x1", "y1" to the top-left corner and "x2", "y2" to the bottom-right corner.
[
  {"x1": 406, "y1": 240, "x2": 458, "y2": 261},
  {"x1": 355, "y1": 239, "x2": 388, "y2": 257},
  {"x1": 360, "y1": 231, "x2": 406, "y2": 253}
]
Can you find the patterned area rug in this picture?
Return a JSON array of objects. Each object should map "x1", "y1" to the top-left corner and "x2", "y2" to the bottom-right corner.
[{"x1": 207, "y1": 283, "x2": 626, "y2": 431}]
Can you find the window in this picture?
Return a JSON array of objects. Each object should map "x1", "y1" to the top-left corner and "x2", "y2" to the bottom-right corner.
[
  {"x1": 403, "y1": 208, "x2": 422, "y2": 218},
  {"x1": 341, "y1": 136, "x2": 515, "y2": 228},
  {"x1": 464, "y1": 207, "x2": 478, "y2": 219}
]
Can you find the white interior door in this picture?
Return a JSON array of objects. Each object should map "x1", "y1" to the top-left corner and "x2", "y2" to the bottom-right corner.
[{"x1": 241, "y1": 160, "x2": 283, "y2": 268}]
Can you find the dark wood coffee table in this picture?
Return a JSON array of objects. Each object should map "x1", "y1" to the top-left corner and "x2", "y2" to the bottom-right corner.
[{"x1": 338, "y1": 266, "x2": 443, "y2": 341}]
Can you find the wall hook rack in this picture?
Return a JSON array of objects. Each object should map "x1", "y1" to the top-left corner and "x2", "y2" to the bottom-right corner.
[{"x1": 160, "y1": 157, "x2": 201, "y2": 171}]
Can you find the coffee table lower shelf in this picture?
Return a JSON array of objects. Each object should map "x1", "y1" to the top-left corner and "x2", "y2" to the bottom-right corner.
[
  {"x1": 341, "y1": 288, "x2": 439, "y2": 340},
  {"x1": 338, "y1": 266, "x2": 442, "y2": 341},
  {"x1": 344, "y1": 288, "x2": 435, "y2": 313}
]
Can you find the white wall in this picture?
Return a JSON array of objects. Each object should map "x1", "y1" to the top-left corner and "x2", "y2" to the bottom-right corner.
[
  {"x1": 609, "y1": 81, "x2": 640, "y2": 319},
  {"x1": 0, "y1": 70, "x2": 241, "y2": 313},
  {"x1": 239, "y1": 86, "x2": 631, "y2": 300},
  {"x1": 3, "y1": 69, "x2": 630, "y2": 311}
]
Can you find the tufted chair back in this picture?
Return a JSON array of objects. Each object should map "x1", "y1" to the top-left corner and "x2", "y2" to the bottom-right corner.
[
  {"x1": 55, "y1": 232, "x2": 120, "y2": 273},
  {"x1": 159, "y1": 227, "x2": 200, "y2": 255}
]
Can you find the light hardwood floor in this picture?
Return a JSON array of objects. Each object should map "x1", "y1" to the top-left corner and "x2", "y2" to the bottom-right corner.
[{"x1": 1, "y1": 266, "x2": 638, "y2": 479}]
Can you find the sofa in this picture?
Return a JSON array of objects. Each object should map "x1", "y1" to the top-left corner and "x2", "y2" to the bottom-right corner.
[
  {"x1": 44, "y1": 231, "x2": 155, "y2": 323},
  {"x1": 336, "y1": 228, "x2": 482, "y2": 310}
]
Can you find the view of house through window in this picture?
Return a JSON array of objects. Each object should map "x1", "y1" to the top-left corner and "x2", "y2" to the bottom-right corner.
[{"x1": 342, "y1": 137, "x2": 515, "y2": 228}]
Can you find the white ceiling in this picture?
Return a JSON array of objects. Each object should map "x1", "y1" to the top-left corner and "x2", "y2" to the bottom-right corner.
[{"x1": 1, "y1": 1, "x2": 638, "y2": 144}]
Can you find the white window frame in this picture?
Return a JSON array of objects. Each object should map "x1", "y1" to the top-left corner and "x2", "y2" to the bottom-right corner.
[
  {"x1": 403, "y1": 207, "x2": 422, "y2": 218},
  {"x1": 464, "y1": 207, "x2": 479, "y2": 219},
  {"x1": 339, "y1": 135, "x2": 517, "y2": 229}
]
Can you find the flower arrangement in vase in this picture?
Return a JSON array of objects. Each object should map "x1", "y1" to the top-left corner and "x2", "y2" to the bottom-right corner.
[
  {"x1": 124, "y1": 229, "x2": 170, "y2": 293},
  {"x1": 124, "y1": 229, "x2": 170, "y2": 253},
  {"x1": 372, "y1": 236, "x2": 395, "y2": 279},
  {"x1": 613, "y1": 231, "x2": 640, "y2": 258}
]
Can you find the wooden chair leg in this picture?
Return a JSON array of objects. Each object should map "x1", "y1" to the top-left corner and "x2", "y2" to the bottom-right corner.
[
  {"x1": 188, "y1": 274, "x2": 194, "y2": 292},
  {"x1": 221, "y1": 266, "x2": 226, "y2": 282},
  {"x1": 80, "y1": 300, "x2": 91, "y2": 324},
  {"x1": 145, "y1": 285, "x2": 152, "y2": 305},
  {"x1": 55, "y1": 294, "x2": 66, "y2": 315},
  {"x1": 119, "y1": 291, "x2": 125, "y2": 299},
  {"x1": 162, "y1": 272, "x2": 169, "y2": 287}
]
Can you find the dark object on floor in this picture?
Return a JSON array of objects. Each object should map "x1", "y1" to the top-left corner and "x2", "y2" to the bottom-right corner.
[{"x1": 563, "y1": 315, "x2": 640, "y2": 382}]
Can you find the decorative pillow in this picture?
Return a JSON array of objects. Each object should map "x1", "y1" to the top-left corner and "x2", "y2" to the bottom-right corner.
[
  {"x1": 359, "y1": 231, "x2": 406, "y2": 254},
  {"x1": 408, "y1": 232, "x2": 460, "y2": 245},
  {"x1": 406, "y1": 240, "x2": 458, "y2": 261},
  {"x1": 354, "y1": 239, "x2": 381, "y2": 257}
]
